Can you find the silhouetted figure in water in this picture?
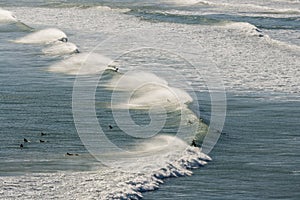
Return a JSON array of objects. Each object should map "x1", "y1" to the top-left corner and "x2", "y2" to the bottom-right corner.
[
  {"x1": 188, "y1": 120, "x2": 193, "y2": 125},
  {"x1": 191, "y1": 139, "x2": 197, "y2": 147},
  {"x1": 41, "y1": 132, "x2": 46, "y2": 136},
  {"x1": 39, "y1": 140, "x2": 45, "y2": 143},
  {"x1": 66, "y1": 152, "x2": 79, "y2": 156},
  {"x1": 24, "y1": 138, "x2": 28, "y2": 143},
  {"x1": 109, "y1": 125, "x2": 113, "y2": 129},
  {"x1": 255, "y1": 28, "x2": 262, "y2": 33},
  {"x1": 58, "y1": 37, "x2": 68, "y2": 42},
  {"x1": 20, "y1": 144, "x2": 24, "y2": 148},
  {"x1": 115, "y1": 67, "x2": 119, "y2": 72}
]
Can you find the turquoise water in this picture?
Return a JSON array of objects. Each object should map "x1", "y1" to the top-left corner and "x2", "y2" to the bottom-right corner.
[{"x1": 0, "y1": 0, "x2": 299, "y2": 199}]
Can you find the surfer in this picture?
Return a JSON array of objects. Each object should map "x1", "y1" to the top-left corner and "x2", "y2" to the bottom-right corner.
[
  {"x1": 39, "y1": 139, "x2": 45, "y2": 143},
  {"x1": 191, "y1": 139, "x2": 197, "y2": 147},
  {"x1": 20, "y1": 144, "x2": 23, "y2": 148},
  {"x1": 58, "y1": 37, "x2": 68, "y2": 42},
  {"x1": 109, "y1": 125, "x2": 113, "y2": 129},
  {"x1": 65, "y1": 152, "x2": 79, "y2": 156},
  {"x1": 24, "y1": 138, "x2": 28, "y2": 143}
]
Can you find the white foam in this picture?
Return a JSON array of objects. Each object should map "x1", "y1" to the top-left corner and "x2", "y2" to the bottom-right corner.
[
  {"x1": 47, "y1": 53, "x2": 113, "y2": 75},
  {"x1": 94, "y1": 5, "x2": 131, "y2": 13},
  {"x1": 0, "y1": 8, "x2": 17, "y2": 23},
  {"x1": 42, "y1": 41, "x2": 79, "y2": 56},
  {"x1": 14, "y1": 28, "x2": 67, "y2": 44},
  {"x1": 264, "y1": 35, "x2": 300, "y2": 52},
  {"x1": 165, "y1": 0, "x2": 205, "y2": 5},
  {"x1": 192, "y1": 0, "x2": 300, "y2": 14},
  {"x1": 8, "y1": 6, "x2": 299, "y2": 93}
]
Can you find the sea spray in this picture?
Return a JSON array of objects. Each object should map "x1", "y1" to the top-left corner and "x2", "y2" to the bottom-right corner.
[
  {"x1": 42, "y1": 41, "x2": 80, "y2": 56},
  {"x1": 0, "y1": 8, "x2": 17, "y2": 23},
  {"x1": 48, "y1": 53, "x2": 114, "y2": 75},
  {"x1": 14, "y1": 28, "x2": 68, "y2": 44}
]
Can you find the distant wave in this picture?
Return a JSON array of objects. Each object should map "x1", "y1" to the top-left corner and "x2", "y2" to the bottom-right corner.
[
  {"x1": 230, "y1": 3, "x2": 300, "y2": 15},
  {"x1": 186, "y1": 0, "x2": 300, "y2": 15},
  {"x1": 127, "y1": 9, "x2": 227, "y2": 25},
  {"x1": 222, "y1": 22, "x2": 300, "y2": 51}
]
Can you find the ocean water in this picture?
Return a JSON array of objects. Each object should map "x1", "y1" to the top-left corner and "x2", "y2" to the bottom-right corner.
[{"x1": 0, "y1": 0, "x2": 299, "y2": 199}]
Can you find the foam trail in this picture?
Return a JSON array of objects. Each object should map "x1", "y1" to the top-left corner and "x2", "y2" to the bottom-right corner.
[
  {"x1": 14, "y1": 28, "x2": 67, "y2": 44},
  {"x1": 48, "y1": 53, "x2": 113, "y2": 75},
  {"x1": 42, "y1": 41, "x2": 79, "y2": 56}
]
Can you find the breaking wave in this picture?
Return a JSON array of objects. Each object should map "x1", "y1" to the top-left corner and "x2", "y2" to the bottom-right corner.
[
  {"x1": 47, "y1": 53, "x2": 114, "y2": 75},
  {"x1": 14, "y1": 28, "x2": 68, "y2": 44},
  {"x1": 0, "y1": 140, "x2": 210, "y2": 199}
]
